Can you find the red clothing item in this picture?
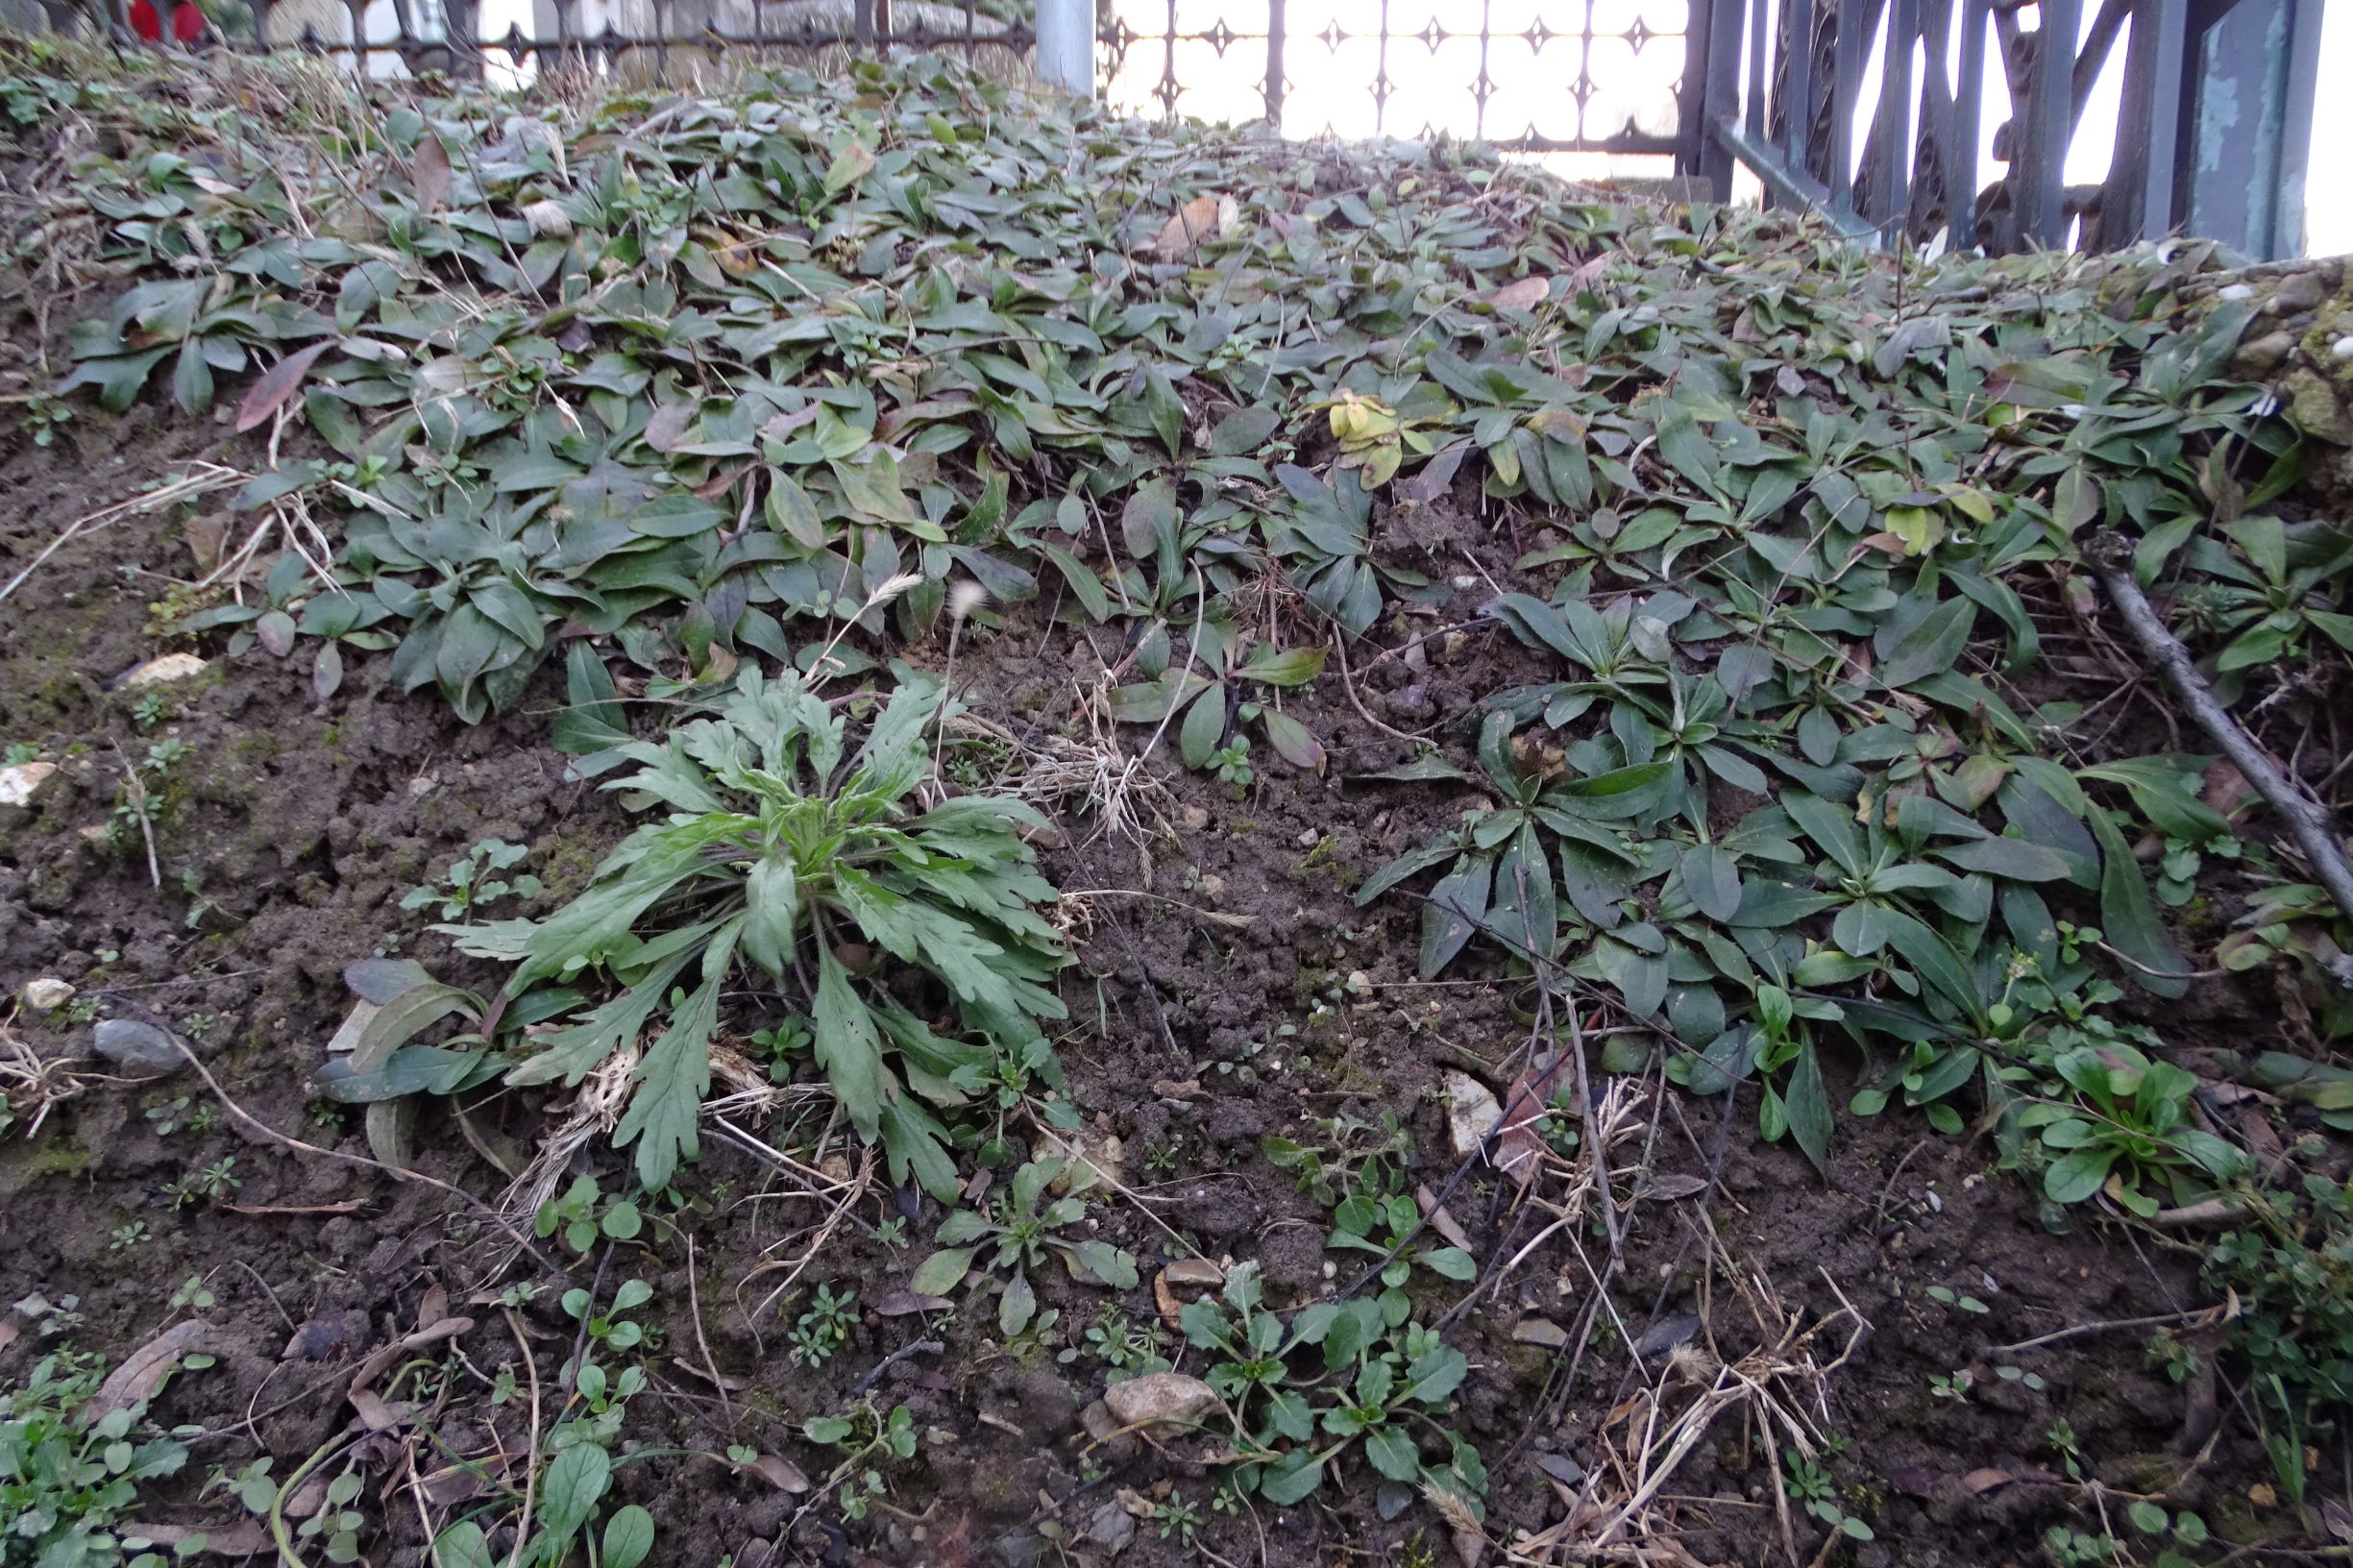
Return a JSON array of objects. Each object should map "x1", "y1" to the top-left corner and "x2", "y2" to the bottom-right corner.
[{"x1": 129, "y1": 0, "x2": 208, "y2": 40}]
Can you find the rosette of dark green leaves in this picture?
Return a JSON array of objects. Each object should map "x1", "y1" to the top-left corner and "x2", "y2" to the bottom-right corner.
[{"x1": 445, "y1": 665, "x2": 1068, "y2": 1193}]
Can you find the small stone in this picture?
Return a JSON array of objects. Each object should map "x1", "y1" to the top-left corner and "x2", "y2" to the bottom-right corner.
[
  {"x1": 2233, "y1": 330, "x2": 2296, "y2": 374},
  {"x1": 91, "y1": 1017, "x2": 188, "y2": 1079},
  {"x1": 2333, "y1": 336, "x2": 2353, "y2": 361},
  {"x1": 2268, "y1": 272, "x2": 2327, "y2": 314},
  {"x1": 1181, "y1": 804, "x2": 1210, "y2": 830},
  {"x1": 2218, "y1": 282, "x2": 2255, "y2": 301},
  {"x1": 19, "y1": 978, "x2": 74, "y2": 1012},
  {"x1": 1514, "y1": 1317, "x2": 1570, "y2": 1350},
  {"x1": 1295, "y1": 827, "x2": 1319, "y2": 848},
  {"x1": 1102, "y1": 1371, "x2": 1220, "y2": 1430},
  {"x1": 117, "y1": 652, "x2": 208, "y2": 689},
  {"x1": 1194, "y1": 873, "x2": 1225, "y2": 902},
  {"x1": 0, "y1": 761, "x2": 57, "y2": 808},
  {"x1": 1161, "y1": 1259, "x2": 1224, "y2": 1288},
  {"x1": 1084, "y1": 1502, "x2": 1135, "y2": 1554},
  {"x1": 1445, "y1": 1070, "x2": 1502, "y2": 1159}
]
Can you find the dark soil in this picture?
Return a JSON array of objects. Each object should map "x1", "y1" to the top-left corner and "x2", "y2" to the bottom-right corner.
[{"x1": 0, "y1": 378, "x2": 2305, "y2": 1566}]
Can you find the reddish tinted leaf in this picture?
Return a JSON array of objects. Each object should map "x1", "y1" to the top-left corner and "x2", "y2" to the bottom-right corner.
[{"x1": 234, "y1": 340, "x2": 334, "y2": 434}]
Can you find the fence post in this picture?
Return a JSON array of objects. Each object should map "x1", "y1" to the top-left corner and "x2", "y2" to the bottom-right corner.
[{"x1": 1036, "y1": 0, "x2": 1094, "y2": 97}]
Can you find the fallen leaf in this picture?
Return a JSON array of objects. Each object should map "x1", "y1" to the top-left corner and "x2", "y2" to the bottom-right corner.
[
  {"x1": 93, "y1": 1319, "x2": 214, "y2": 1418},
  {"x1": 1445, "y1": 1070, "x2": 1502, "y2": 1160},
  {"x1": 1160, "y1": 1259, "x2": 1224, "y2": 1288},
  {"x1": 872, "y1": 1291, "x2": 956, "y2": 1317},
  {"x1": 1153, "y1": 1270, "x2": 1183, "y2": 1330},
  {"x1": 1482, "y1": 276, "x2": 1550, "y2": 311},
  {"x1": 127, "y1": 1521, "x2": 272, "y2": 1557},
  {"x1": 2201, "y1": 759, "x2": 2252, "y2": 820},
  {"x1": 0, "y1": 1320, "x2": 18, "y2": 1355},
  {"x1": 1415, "y1": 1185, "x2": 1476, "y2": 1253},
  {"x1": 349, "y1": 1388, "x2": 413, "y2": 1432},
  {"x1": 348, "y1": 1316, "x2": 472, "y2": 1394},
  {"x1": 234, "y1": 341, "x2": 335, "y2": 434},
  {"x1": 1962, "y1": 1467, "x2": 2014, "y2": 1495},
  {"x1": 748, "y1": 1453, "x2": 810, "y2": 1493},
  {"x1": 1492, "y1": 1052, "x2": 1575, "y2": 1184},
  {"x1": 644, "y1": 403, "x2": 694, "y2": 453},
  {"x1": 1151, "y1": 194, "x2": 1225, "y2": 261},
  {"x1": 412, "y1": 134, "x2": 451, "y2": 211}
]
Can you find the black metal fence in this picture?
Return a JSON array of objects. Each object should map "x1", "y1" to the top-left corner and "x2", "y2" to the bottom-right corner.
[
  {"x1": 22, "y1": 0, "x2": 2322, "y2": 258},
  {"x1": 1691, "y1": 0, "x2": 2321, "y2": 257}
]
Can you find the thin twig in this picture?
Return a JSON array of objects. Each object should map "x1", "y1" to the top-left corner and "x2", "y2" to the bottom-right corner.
[
  {"x1": 2088, "y1": 533, "x2": 2353, "y2": 924},
  {"x1": 683, "y1": 1233, "x2": 732, "y2": 1425}
]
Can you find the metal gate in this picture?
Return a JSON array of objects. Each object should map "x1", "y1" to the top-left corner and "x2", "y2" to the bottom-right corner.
[{"x1": 1098, "y1": 0, "x2": 1711, "y2": 163}]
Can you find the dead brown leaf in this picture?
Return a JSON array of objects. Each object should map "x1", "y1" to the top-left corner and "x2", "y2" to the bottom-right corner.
[
  {"x1": 1492, "y1": 1052, "x2": 1574, "y2": 1184},
  {"x1": 1415, "y1": 1185, "x2": 1476, "y2": 1253},
  {"x1": 129, "y1": 1521, "x2": 272, "y2": 1557},
  {"x1": 1962, "y1": 1467, "x2": 2015, "y2": 1495},
  {"x1": 412, "y1": 135, "x2": 451, "y2": 212},
  {"x1": 347, "y1": 1316, "x2": 472, "y2": 1395},
  {"x1": 1482, "y1": 276, "x2": 1550, "y2": 311},
  {"x1": 233, "y1": 341, "x2": 335, "y2": 434},
  {"x1": 748, "y1": 1453, "x2": 811, "y2": 1493},
  {"x1": 1151, "y1": 194, "x2": 1232, "y2": 261},
  {"x1": 872, "y1": 1291, "x2": 955, "y2": 1317},
  {"x1": 2202, "y1": 759, "x2": 2252, "y2": 820},
  {"x1": 93, "y1": 1319, "x2": 215, "y2": 1418},
  {"x1": 1152, "y1": 1270, "x2": 1184, "y2": 1330}
]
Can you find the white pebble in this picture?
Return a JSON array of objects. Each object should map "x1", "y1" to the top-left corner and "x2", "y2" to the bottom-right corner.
[
  {"x1": 2333, "y1": 335, "x2": 2353, "y2": 361},
  {"x1": 2219, "y1": 282, "x2": 2255, "y2": 301},
  {"x1": 20, "y1": 978, "x2": 74, "y2": 1012}
]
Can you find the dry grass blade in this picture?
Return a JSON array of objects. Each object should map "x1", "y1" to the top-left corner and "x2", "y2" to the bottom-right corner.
[
  {"x1": 0, "y1": 461, "x2": 245, "y2": 606},
  {"x1": 1513, "y1": 1235, "x2": 1871, "y2": 1565},
  {"x1": 0, "y1": 1021, "x2": 95, "y2": 1140}
]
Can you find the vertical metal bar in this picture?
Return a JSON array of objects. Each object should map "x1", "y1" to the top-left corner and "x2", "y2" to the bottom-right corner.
[
  {"x1": 1157, "y1": 0, "x2": 1178, "y2": 116},
  {"x1": 1375, "y1": 0, "x2": 1391, "y2": 136},
  {"x1": 1875, "y1": 0, "x2": 1918, "y2": 231},
  {"x1": 1694, "y1": 0, "x2": 1745, "y2": 194},
  {"x1": 1746, "y1": 0, "x2": 1769, "y2": 139},
  {"x1": 1828, "y1": 0, "x2": 1863, "y2": 207},
  {"x1": 1266, "y1": 0, "x2": 1287, "y2": 131},
  {"x1": 1036, "y1": 0, "x2": 1093, "y2": 93},
  {"x1": 1950, "y1": 0, "x2": 1987, "y2": 246},
  {"x1": 852, "y1": 0, "x2": 874, "y2": 47},
  {"x1": 2018, "y1": 0, "x2": 2080, "y2": 246},
  {"x1": 2276, "y1": 0, "x2": 2319, "y2": 257},
  {"x1": 1474, "y1": 0, "x2": 1491, "y2": 141},
  {"x1": 872, "y1": 0, "x2": 893, "y2": 41},
  {"x1": 2104, "y1": 0, "x2": 2182, "y2": 241},
  {"x1": 1785, "y1": 0, "x2": 1814, "y2": 174}
]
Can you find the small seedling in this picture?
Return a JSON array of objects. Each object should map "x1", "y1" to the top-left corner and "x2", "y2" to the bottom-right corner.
[
  {"x1": 1783, "y1": 1450, "x2": 1873, "y2": 1542},
  {"x1": 790, "y1": 1285, "x2": 857, "y2": 1368},
  {"x1": 163, "y1": 1157, "x2": 240, "y2": 1210},
  {"x1": 401, "y1": 838, "x2": 541, "y2": 921},
  {"x1": 534, "y1": 1174, "x2": 643, "y2": 1256},
  {"x1": 1153, "y1": 1491, "x2": 1204, "y2": 1545}
]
